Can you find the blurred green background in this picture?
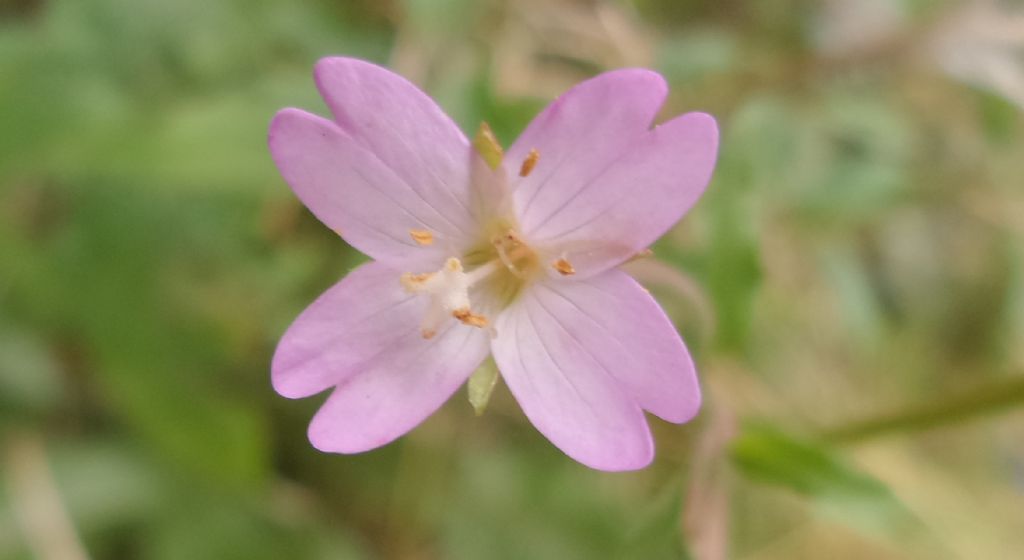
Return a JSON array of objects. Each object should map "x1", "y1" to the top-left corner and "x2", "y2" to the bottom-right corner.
[{"x1": 2, "y1": 0, "x2": 1023, "y2": 558}]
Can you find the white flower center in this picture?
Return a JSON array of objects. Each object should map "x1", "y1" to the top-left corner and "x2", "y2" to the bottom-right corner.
[
  {"x1": 398, "y1": 140, "x2": 579, "y2": 339},
  {"x1": 400, "y1": 227, "x2": 562, "y2": 339},
  {"x1": 400, "y1": 257, "x2": 494, "y2": 339}
]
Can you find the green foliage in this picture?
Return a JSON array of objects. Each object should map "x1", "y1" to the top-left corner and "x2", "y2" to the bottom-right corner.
[
  {"x1": 2, "y1": 0, "x2": 1023, "y2": 558},
  {"x1": 731, "y1": 425, "x2": 912, "y2": 535}
]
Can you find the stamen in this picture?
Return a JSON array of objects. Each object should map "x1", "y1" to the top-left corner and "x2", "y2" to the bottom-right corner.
[
  {"x1": 401, "y1": 257, "x2": 492, "y2": 336},
  {"x1": 473, "y1": 122, "x2": 504, "y2": 170},
  {"x1": 519, "y1": 148, "x2": 539, "y2": 177},
  {"x1": 400, "y1": 272, "x2": 434, "y2": 292},
  {"x1": 409, "y1": 228, "x2": 434, "y2": 245},
  {"x1": 552, "y1": 258, "x2": 575, "y2": 276},
  {"x1": 490, "y1": 229, "x2": 532, "y2": 278},
  {"x1": 445, "y1": 257, "x2": 463, "y2": 272},
  {"x1": 453, "y1": 308, "x2": 489, "y2": 328},
  {"x1": 627, "y1": 248, "x2": 654, "y2": 262},
  {"x1": 495, "y1": 242, "x2": 525, "y2": 278},
  {"x1": 504, "y1": 229, "x2": 525, "y2": 245},
  {"x1": 400, "y1": 233, "x2": 535, "y2": 338}
]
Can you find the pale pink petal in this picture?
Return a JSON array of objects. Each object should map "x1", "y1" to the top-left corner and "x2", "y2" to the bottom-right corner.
[
  {"x1": 506, "y1": 69, "x2": 668, "y2": 234},
  {"x1": 490, "y1": 287, "x2": 655, "y2": 471},
  {"x1": 314, "y1": 57, "x2": 481, "y2": 231},
  {"x1": 527, "y1": 112, "x2": 718, "y2": 278},
  {"x1": 307, "y1": 317, "x2": 489, "y2": 454},
  {"x1": 272, "y1": 261, "x2": 420, "y2": 398},
  {"x1": 269, "y1": 109, "x2": 478, "y2": 269},
  {"x1": 273, "y1": 260, "x2": 489, "y2": 406},
  {"x1": 273, "y1": 260, "x2": 490, "y2": 454},
  {"x1": 529, "y1": 271, "x2": 701, "y2": 423}
]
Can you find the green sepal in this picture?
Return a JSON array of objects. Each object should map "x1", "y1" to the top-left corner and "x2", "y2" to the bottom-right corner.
[{"x1": 467, "y1": 358, "x2": 500, "y2": 416}]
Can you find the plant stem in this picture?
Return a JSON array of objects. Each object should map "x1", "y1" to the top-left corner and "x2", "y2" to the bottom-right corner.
[{"x1": 820, "y1": 374, "x2": 1024, "y2": 444}]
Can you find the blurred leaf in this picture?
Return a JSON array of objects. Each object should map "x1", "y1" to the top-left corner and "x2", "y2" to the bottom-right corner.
[
  {"x1": 0, "y1": 324, "x2": 63, "y2": 419},
  {"x1": 697, "y1": 166, "x2": 762, "y2": 353},
  {"x1": 404, "y1": 0, "x2": 479, "y2": 36},
  {"x1": 2, "y1": 187, "x2": 274, "y2": 488},
  {"x1": 143, "y1": 490, "x2": 367, "y2": 560},
  {"x1": 657, "y1": 29, "x2": 739, "y2": 84},
  {"x1": 49, "y1": 441, "x2": 164, "y2": 533},
  {"x1": 1008, "y1": 239, "x2": 1024, "y2": 360},
  {"x1": 975, "y1": 89, "x2": 1021, "y2": 145},
  {"x1": 445, "y1": 67, "x2": 546, "y2": 145},
  {"x1": 818, "y1": 242, "x2": 888, "y2": 347},
  {"x1": 794, "y1": 94, "x2": 915, "y2": 224},
  {"x1": 616, "y1": 481, "x2": 691, "y2": 560},
  {"x1": 441, "y1": 449, "x2": 648, "y2": 560},
  {"x1": 99, "y1": 359, "x2": 270, "y2": 490},
  {"x1": 731, "y1": 425, "x2": 913, "y2": 535}
]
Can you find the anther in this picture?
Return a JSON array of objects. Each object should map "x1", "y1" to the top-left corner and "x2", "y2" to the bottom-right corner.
[
  {"x1": 519, "y1": 148, "x2": 539, "y2": 177},
  {"x1": 552, "y1": 258, "x2": 575, "y2": 276},
  {"x1": 473, "y1": 122, "x2": 504, "y2": 170},
  {"x1": 453, "y1": 308, "x2": 489, "y2": 328},
  {"x1": 400, "y1": 272, "x2": 434, "y2": 292},
  {"x1": 409, "y1": 229, "x2": 434, "y2": 245}
]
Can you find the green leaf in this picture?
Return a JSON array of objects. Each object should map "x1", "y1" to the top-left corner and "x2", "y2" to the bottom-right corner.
[
  {"x1": 731, "y1": 424, "x2": 913, "y2": 535},
  {"x1": 49, "y1": 441, "x2": 164, "y2": 533},
  {"x1": 975, "y1": 89, "x2": 1021, "y2": 145}
]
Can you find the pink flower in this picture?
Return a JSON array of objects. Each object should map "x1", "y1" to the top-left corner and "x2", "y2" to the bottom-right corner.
[{"x1": 268, "y1": 57, "x2": 718, "y2": 471}]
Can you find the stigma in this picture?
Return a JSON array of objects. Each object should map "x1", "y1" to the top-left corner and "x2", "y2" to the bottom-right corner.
[{"x1": 401, "y1": 257, "x2": 491, "y2": 339}]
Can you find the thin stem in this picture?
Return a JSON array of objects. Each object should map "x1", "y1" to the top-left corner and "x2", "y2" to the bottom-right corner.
[
  {"x1": 820, "y1": 374, "x2": 1024, "y2": 444},
  {"x1": 3, "y1": 431, "x2": 91, "y2": 560}
]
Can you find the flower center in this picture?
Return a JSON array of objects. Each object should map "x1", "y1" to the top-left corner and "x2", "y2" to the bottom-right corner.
[
  {"x1": 400, "y1": 227, "x2": 540, "y2": 339},
  {"x1": 398, "y1": 125, "x2": 578, "y2": 339}
]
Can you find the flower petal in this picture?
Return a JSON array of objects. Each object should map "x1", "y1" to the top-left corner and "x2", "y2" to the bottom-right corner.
[
  {"x1": 272, "y1": 261, "x2": 418, "y2": 398},
  {"x1": 528, "y1": 271, "x2": 701, "y2": 423},
  {"x1": 308, "y1": 317, "x2": 489, "y2": 453},
  {"x1": 273, "y1": 260, "x2": 488, "y2": 413},
  {"x1": 505, "y1": 69, "x2": 668, "y2": 234},
  {"x1": 490, "y1": 286, "x2": 655, "y2": 471},
  {"x1": 527, "y1": 112, "x2": 718, "y2": 278},
  {"x1": 269, "y1": 108, "x2": 474, "y2": 269},
  {"x1": 314, "y1": 57, "x2": 480, "y2": 232}
]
